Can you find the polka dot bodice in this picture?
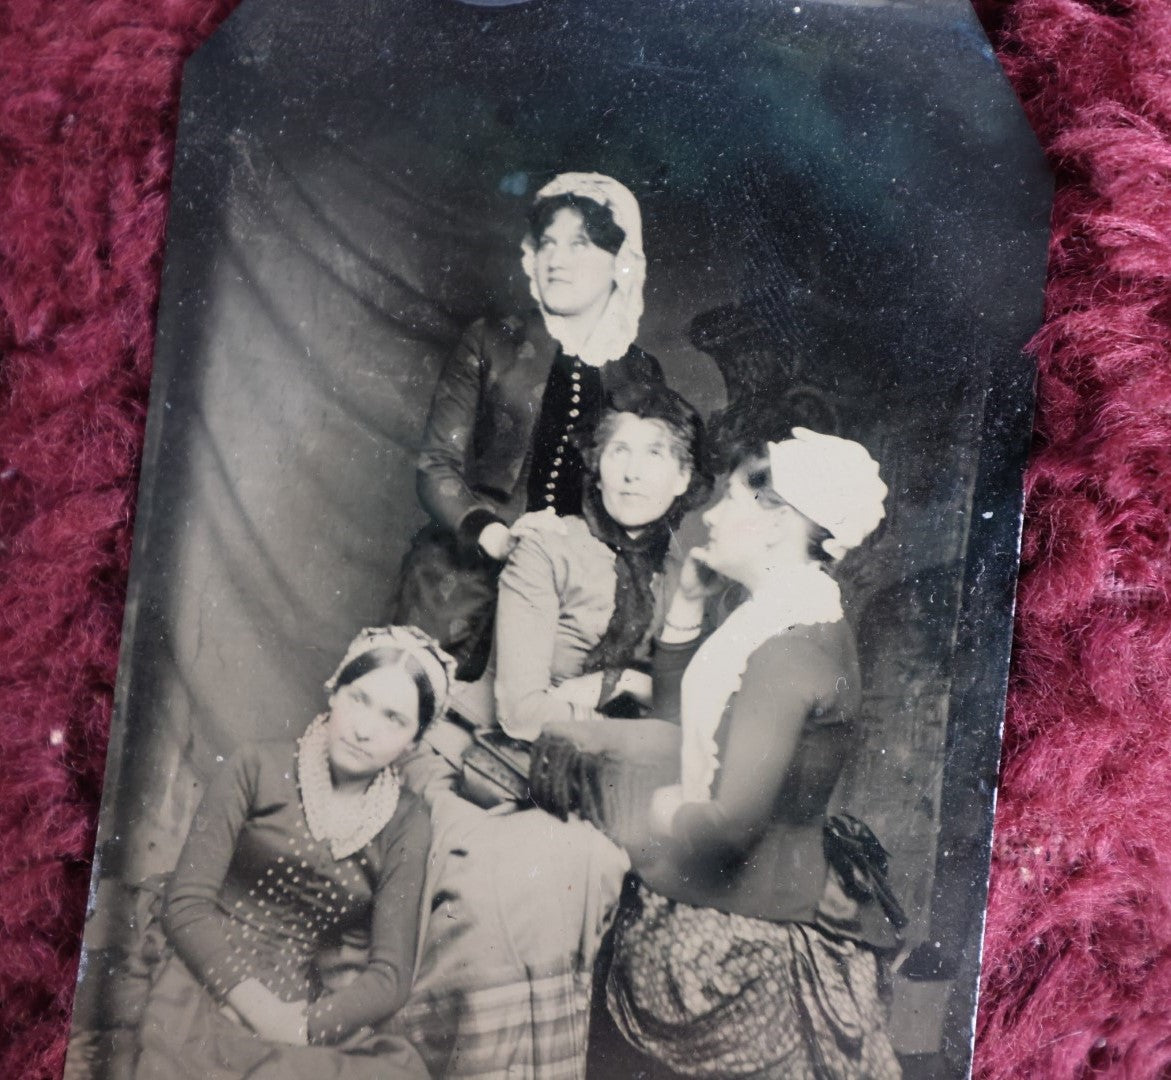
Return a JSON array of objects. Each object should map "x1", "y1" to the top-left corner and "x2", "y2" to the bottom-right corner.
[
  {"x1": 163, "y1": 740, "x2": 430, "y2": 1045},
  {"x1": 209, "y1": 810, "x2": 376, "y2": 1003}
]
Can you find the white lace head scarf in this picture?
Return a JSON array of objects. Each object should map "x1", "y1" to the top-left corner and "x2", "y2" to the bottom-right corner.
[{"x1": 520, "y1": 172, "x2": 646, "y2": 367}]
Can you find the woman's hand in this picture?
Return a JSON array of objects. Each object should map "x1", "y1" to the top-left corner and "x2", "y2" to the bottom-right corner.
[
  {"x1": 615, "y1": 668, "x2": 652, "y2": 706},
  {"x1": 254, "y1": 999, "x2": 310, "y2": 1045},
  {"x1": 226, "y1": 978, "x2": 309, "y2": 1045},
  {"x1": 549, "y1": 671, "x2": 606, "y2": 706},
  {"x1": 510, "y1": 508, "x2": 567, "y2": 542},
  {"x1": 676, "y1": 547, "x2": 722, "y2": 604},
  {"x1": 478, "y1": 521, "x2": 515, "y2": 561},
  {"x1": 480, "y1": 510, "x2": 566, "y2": 562},
  {"x1": 650, "y1": 784, "x2": 686, "y2": 836},
  {"x1": 551, "y1": 668, "x2": 652, "y2": 710}
]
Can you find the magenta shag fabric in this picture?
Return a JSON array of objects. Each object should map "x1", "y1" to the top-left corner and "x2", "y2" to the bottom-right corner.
[{"x1": 1, "y1": 1, "x2": 1169, "y2": 1077}]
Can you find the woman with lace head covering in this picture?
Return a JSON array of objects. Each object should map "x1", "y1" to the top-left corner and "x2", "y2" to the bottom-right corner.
[
  {"x1": 135, "y1": 627, "x2": 455, "y2": 1080},
  {"x1": 605, "y1": 428, "x2": 905, "y2": 1080},
  {"x1": 396, "y1": 172, "x2": 664, "y2": 682}
]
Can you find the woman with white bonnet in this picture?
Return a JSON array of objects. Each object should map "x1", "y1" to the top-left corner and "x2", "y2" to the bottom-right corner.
[
  {"x1": 135, "y1": 625, "x2": 455, "y2": 1080},
  {"x1": 395, "y1": 172, "x2": 662, "y2": 682},
  {"x1": 605, "y1": 427, "x2": 906, "y2": 1079}
]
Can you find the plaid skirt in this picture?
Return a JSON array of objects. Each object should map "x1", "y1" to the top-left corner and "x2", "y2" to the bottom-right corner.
[
  {"x1": 391, "y1": 791, "x2": 631, "y2": 1079},
  {"x1": 606, "y1": 882, "x2": 901, "y2": 1080}
]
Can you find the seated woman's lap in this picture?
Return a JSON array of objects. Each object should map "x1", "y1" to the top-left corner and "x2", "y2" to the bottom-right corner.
[{"x1": 136, "y1": 950, "x2": 429, "y2": 1080}]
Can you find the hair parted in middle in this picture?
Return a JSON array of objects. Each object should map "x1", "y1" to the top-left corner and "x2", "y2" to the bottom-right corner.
[
  {"x1": 327, "y1": 625, "x2": 457, "y2": 736},
  {"x1": 580, "y1": 380, "x2": 713, "y2": 523},
  {"x1": 527, "y1": 192, "x2": 627, "y2": 255}
]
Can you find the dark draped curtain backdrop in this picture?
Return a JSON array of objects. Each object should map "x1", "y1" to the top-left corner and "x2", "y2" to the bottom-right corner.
[{"x1": 90, "y1": 0, "x2": 1049, "y2": 1059}]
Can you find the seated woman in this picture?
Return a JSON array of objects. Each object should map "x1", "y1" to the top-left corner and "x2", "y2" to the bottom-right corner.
[
  {"x1": 399, "y1": 378, "x2": 709, "y2": 799},
  {"x1": 606, "y1": 427, "x2": 905, "y2": 1080},
  {"x1": 389, "y1": 382, "x2": 709, "y2": 1079},
  {"x1": 494, "y1": 378, "x2": 710, "y2": 741},
  {"x1": 135, "y1": 626, "x2": 454, "y2": 1080}
]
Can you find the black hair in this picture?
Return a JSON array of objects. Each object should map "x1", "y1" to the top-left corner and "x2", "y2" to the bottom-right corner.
[
  {"x1": 739, "y1": 452, "x2": 835, "y2": 566},
  {"x1": 527, "y1": 193, "x2": 626, "y2": 255},
  {"x1": 581, "y1": 380, "x2": 713, "y2": 525},
  {"x1": 706, "y1": 389, "x2": 839, "y2": 478},
  {"x1": 333, "y1": 646, "x2": 438, "y2": 735}
]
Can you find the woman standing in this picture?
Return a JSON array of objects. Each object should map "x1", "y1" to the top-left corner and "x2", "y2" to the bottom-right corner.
[
  {"x1": 135, "y1": 626, "x2": 454, "y2": 1080},
  {"x1": 606, "y1": 427, "x2": 904, "y2": 1080},
  {"x1": 395, "y1": 172, "x2": 663, "y2": 680}
]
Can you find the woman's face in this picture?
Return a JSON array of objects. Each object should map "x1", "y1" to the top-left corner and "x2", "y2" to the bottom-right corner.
[
  {"x1": 597, "y1": 413, "x2": 691, "y2": 531},
  {"x1": 697, "y1": 460, "x2": 788, "y2": 585},
  {"x1": 327, "y1": 664, "x2": 420, "y2": 782},
  {"x1": 533, "y1": 207, "x2": 617, "y2": 319}
]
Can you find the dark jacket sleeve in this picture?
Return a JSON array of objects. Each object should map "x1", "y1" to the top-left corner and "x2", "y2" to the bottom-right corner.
[
  {"x1": 670, "y1": 633, "x2": 837, "y2": 865},
  {"x1": 306, "y1": 793, "x2": 431, "y2": 1044},
  {"x1": 161, "y1": 744, "x2": 260, "y2": 999},
  {"x1": 416, "y1": 321, "x2": 506, "y2": 544}
]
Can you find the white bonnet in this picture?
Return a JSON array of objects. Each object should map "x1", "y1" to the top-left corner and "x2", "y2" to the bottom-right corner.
[
  {"x1": 325, "y1": 625, "x2": 457, "y2": 719},
  {"x1": 767, "y1": 428, "x2": 888, "y2": 561}
]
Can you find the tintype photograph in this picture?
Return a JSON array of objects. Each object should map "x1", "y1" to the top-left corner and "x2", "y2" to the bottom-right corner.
[{"x1": 64, "y1": 1, "x2": 1051, "y2": 1078}]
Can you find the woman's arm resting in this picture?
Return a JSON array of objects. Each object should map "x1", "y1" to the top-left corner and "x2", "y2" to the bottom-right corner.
[
  {"x1": 162, "y1": 745, "x2": 260, "y2": 999},
  {"x1": 305, "y1": 801, "x2": 431, "y2": 1044},
  {"x1": 495, "y1": 535, "x2": 588, "y2": 739},
  {"x1": 417, "y1": 324, "x2": 500, "y2": 542}
]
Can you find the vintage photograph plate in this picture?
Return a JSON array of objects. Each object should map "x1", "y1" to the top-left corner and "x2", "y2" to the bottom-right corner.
[{"x1": 65, "y1": 2, "x2": 1052, "y2": 1077}]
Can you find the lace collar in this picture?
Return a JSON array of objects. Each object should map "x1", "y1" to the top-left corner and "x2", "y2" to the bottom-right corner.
[{"x1": 296, "y1": 714, "x2": 401, "y2": 860}]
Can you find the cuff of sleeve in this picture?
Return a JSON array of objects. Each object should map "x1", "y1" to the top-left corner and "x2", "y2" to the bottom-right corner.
[
  {"x1": 205, "y1": 967, "x2": 242, "y2": 1003},
  {"x1": 457, "y1": 508, "x2": 506, "y2": 559},
  {"x1": 654, "y1": 635, "x2": 705, "y2": 652}
]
